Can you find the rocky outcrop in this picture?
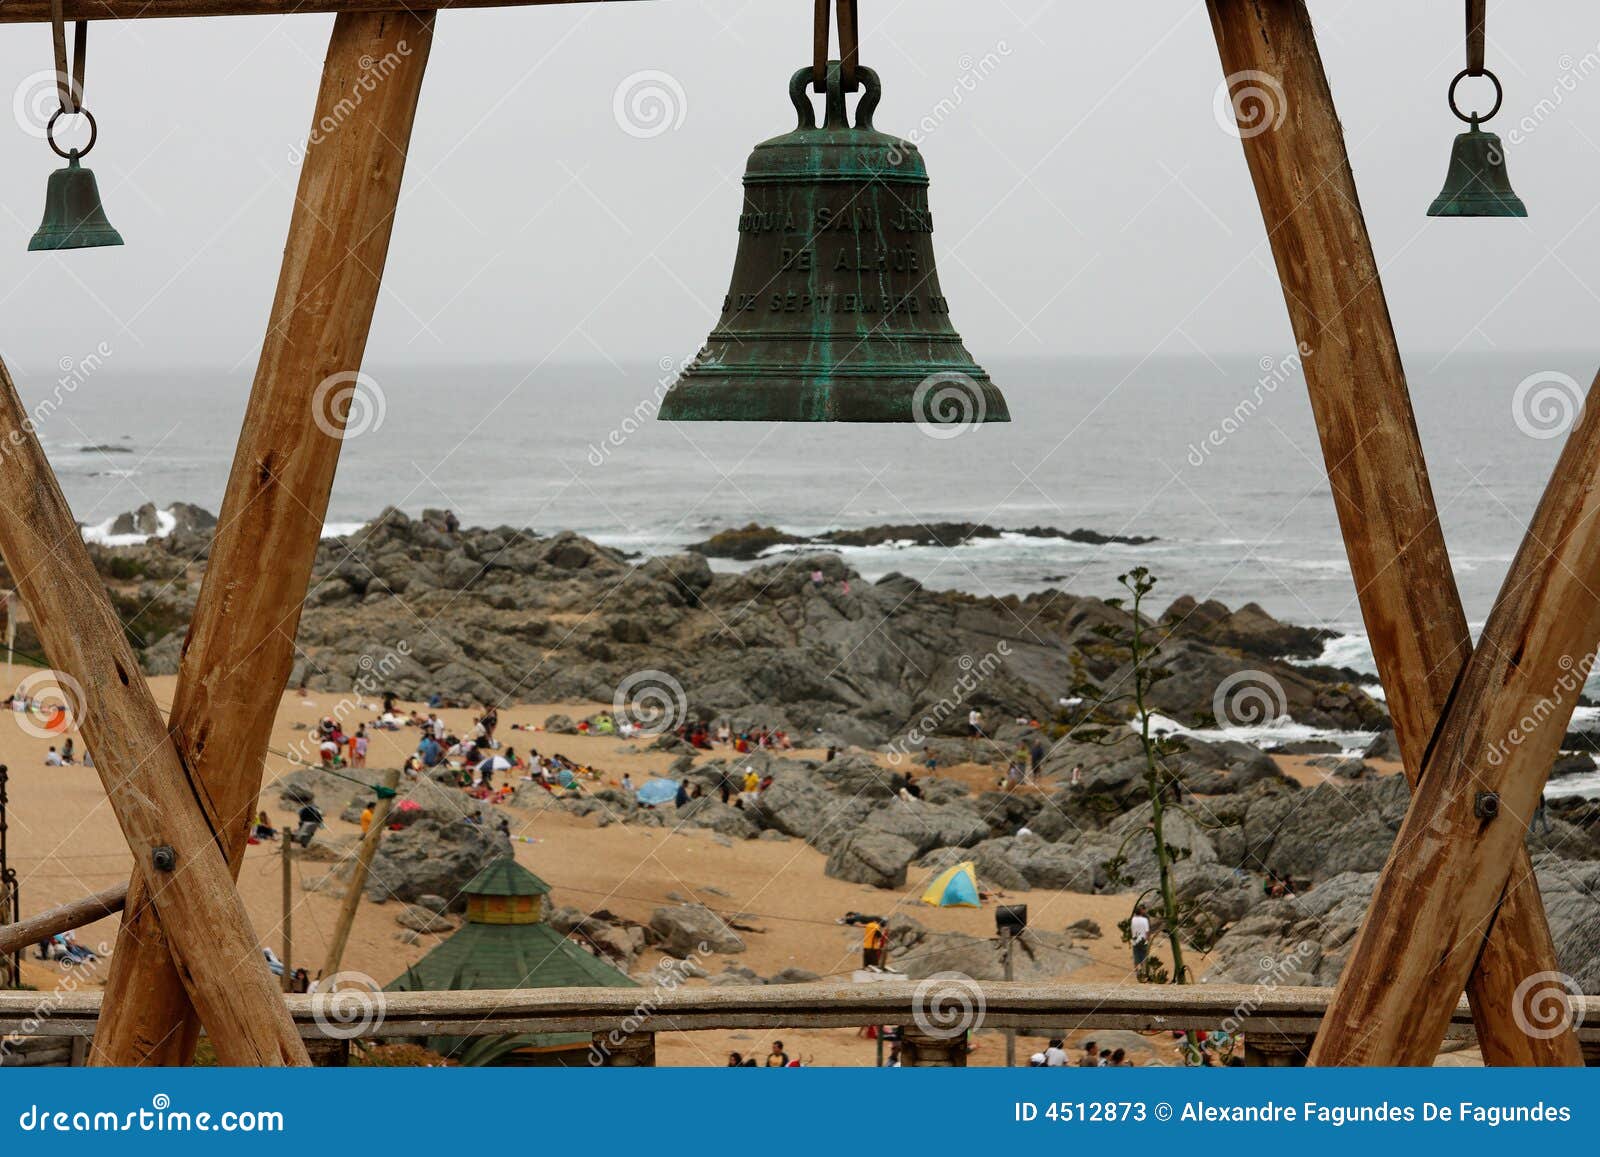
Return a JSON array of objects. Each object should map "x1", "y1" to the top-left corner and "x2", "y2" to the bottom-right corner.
[
  {"x1": 825, "y1": 829, "x2": 918, "y2": 889},
  {"x1": 648, "y1": 903, "x2": 745, "y2": 957}
]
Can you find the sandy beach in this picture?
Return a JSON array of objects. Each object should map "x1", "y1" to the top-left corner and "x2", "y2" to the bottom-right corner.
[{"x1": 6, "y1": 678, "x2": 1211, "y2": 1066}]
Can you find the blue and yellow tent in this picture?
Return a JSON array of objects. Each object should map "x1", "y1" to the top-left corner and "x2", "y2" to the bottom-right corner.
[{"x1": 920, "y1": 861, "x2": 981, "y2": 908}]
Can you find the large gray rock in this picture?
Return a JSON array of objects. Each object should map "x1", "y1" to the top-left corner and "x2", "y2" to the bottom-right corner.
[
  {"x1": 895, "y1": 928, "x2": 1093, "y2": 982},
  {"x1": 825, "y1": 829, "x2": 918, "y2": 889},
  {"x1": 366, "y1": 813, "x2": 511, "y2": 909},
  {"x1": 648, "y1": 903, "x2": 745, "y2": 957},
  {"x1": 865, "y1": 800, "x2": 990, "y2": 856},
  {"x1": 675, "y1": 797, "x2": 761, "y2": 839}
]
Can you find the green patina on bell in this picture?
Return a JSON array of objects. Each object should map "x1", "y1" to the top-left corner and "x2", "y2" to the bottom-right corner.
[
  {"x1": 1427, "y1": 119, "x2": 1526, "y2": 218},
  {"x1": 660, "y1": 63, "x2": 1007, "y2": 424},
  {"x1": 29, "y1": 151, "x2": 124, "y2": 252}
]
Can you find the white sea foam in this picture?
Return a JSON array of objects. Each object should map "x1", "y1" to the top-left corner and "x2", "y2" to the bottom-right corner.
[{"x1": 80, "y1": 507, "x2": 176, "y2": 547}]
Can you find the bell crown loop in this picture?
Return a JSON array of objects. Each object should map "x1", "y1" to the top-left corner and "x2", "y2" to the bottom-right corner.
[{"x1": 788, "y1": 62, "x2": 880, "y2": 131}]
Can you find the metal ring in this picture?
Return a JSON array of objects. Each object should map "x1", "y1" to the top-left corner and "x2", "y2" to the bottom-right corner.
[
  {"x1": 1447, "y1": 67, "x2": 1502, "y2": 124},
  {"x1": 45, "y1": 105, "x2": 95, "y2": 159}
]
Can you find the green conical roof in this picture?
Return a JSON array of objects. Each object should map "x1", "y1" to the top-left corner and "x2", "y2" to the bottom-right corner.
[{"x1": 463, "y1": 856, "x2": 551, "y2": 898}]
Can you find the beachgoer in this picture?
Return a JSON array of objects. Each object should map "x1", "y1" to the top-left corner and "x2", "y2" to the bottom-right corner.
[
  {"x1": 360, "y1": 802, "x2": 375, "y2": 835},
  {"x1": 1043, "y1": 1038, "x2": 1068, "y2": 1066},
  {"x1": 351, "y1": 725, "x2": 368, "y2": 768},
  {"x1": 765, "y1": 1040, "x2": 789, "y2": 1067},
  {"x1": 1070, "y1": 764, "x2": 1083, "y2": 787},
  {"x1": 253, "y1": 811, "x2": 277, "y2": 841},
  {"x1": 675, "y1": 781, "x2": 690, "y2": 808},
  {"x1": 622, "y1": 773, "x2": 635, "y2": 794},
  {"x1": 861, "y1": 918, "x2": 888, "y2": 971},
  {"x1": 43, "y1": 747, "x2": 62, "y2": 766},
  {"x1": 295, "y1": 802, "x2": 324, "y2": 847},
  {"x1": 967, "y1": 708, "x2": 984, "y2": 738},
  {"x1": 1078, "y1": 1041, "x2": 1100, "y2": 1067},
  {"x1": 1029, "y1": 738, "x2": 1045, "y2": 779},
  {"x1": 1130, "y1": 905, "x2": 1150, "y2": 971}
]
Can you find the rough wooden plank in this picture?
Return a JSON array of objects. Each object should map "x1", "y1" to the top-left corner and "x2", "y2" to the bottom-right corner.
[
  {"x1": 1207, "y1": 0, "x2": 1579, "y2": 1066},
  {"x1": 0, "y1": 885, "x2": 126, "y2": 957},
  {"x1": 92, "y1": 10, "x2": 434, "y2": 1066},
  {"x1": 0, "y1": 359, "x2": 307, "y2": 1067},
  {"x1": 6, "y1": 984, "x2": 1599, "y2": 1041},
  {"x1": 0, "y1": 0, "x2": 632, "y2": 20},
  {"x1": 1311, "y1": 369, "x2": 1600, "y2": 1065}
]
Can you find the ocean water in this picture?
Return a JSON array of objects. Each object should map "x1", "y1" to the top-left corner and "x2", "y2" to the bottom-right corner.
[{"x1": 22, "y1": 351, "x2": 1600, "y2": 794}]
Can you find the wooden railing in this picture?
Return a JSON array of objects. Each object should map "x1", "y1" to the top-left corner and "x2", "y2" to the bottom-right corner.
[{"x1": 4, "y1": 984, "x2": 1597, "y2": 1067}]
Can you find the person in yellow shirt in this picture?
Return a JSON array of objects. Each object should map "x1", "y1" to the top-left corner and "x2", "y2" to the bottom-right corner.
[
  {"x1": 862, "y1": 920, "x2": 888, "y2": 971},
  {"x1": 360, "y1": 803, "x2": 375, "y2": 835},
  {"x1": 742, "y1": 769, "x2": 760, "y2": 794}
]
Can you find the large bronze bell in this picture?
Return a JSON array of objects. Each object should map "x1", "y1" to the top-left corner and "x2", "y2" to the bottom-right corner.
[
  {"x1": 29, "y1": 149, "x2": 124, "y2": 252},
  {"x1": 659, "y1": 63, "x2": 1007, "y2": 424}
]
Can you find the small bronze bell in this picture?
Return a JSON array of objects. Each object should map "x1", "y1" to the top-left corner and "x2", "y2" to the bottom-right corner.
[
  {"x1": 1428, "y1": 66, "x2": 1526, "y2": 218},
  {"x1": 660, "y1": 63, "x2": 1007, "y2": 424},
  {"x1": 1428, "y1": 118, "x2": 1525, "y2": 218},
  {"x1": 30, "y1": 149, "x2": 124, "y2": 251}
]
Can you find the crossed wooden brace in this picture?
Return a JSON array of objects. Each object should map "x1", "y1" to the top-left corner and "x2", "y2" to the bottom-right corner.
[
  {"x1": 1211, "y1": 0, "x2": 1586, "y2": 1065},
  {"x1": 0, "y1": 11, "x2": 433, "y2": 1065},
  {"x1": 0, "y1": 0, "x2": 1584, "y2": 1066}
]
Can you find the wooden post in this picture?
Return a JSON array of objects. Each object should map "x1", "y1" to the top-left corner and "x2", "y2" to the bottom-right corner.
[
  {"x1": 1207, "y1": 0, "x2": 1579, "y2": 1066},
  {"x1": 899, "y1": 1027, "x2": 968, "y2": 1067},
  {"x1": 0, "y1": 358, "x2": 307, "y2": 1066},
  {"x1": 1243, "y1": 1032, "x2": 1311, "y2": 1067},
  {"x1": 589, "y1": 1031, "x2": 656, "y2": 1066},
  {"x1": 321, "y1": 768, "x2": 400, "y2": 978},
  {"x1": 1312, "y1": 370, "x2": 1600, "y2": 1065},
  {"x1": 92, "y1": 10, "x2": 435, "y2": 1065},
  {"x1": 281, "y1": 830, "x2": 295, "y2": 994},
  {"x1": 0, "y1": 884, "x2": 126, "y2": 958}
]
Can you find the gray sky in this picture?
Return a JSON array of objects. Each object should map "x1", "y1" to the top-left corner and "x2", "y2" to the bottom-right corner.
[{"x1": 1, "y1": 0, "x2": 1598, "y2": 374}]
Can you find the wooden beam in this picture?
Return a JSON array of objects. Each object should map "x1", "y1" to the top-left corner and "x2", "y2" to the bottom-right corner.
[
  {"x1": 1311, "y1": 369, "x2": 1600, "y2": 1065},
  {"x1": 0, "y1": 360, "x2": 307, "y2": 1066},
  {"x1": 1207, "y1": 0, "x2": 1579, "y2": 1066},
  {"x1": 0, "y1": 0, "x2": 632, "y2": 20},
  {"x1": 4, "y1": 983, "x2": 1599, "y2": 1043},
  {"x1": 321, "y1": 768, "x2": 400, "y2": 978},
  {"x1": 0, "y1": 884, "x2": 127, "y2": 957},
  {"x1": 92, "y1": 10, "x2": 434, "y2": 1066}
]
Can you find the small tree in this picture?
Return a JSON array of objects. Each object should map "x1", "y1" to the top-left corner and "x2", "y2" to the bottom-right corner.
[{"x1": 1067, "y1": 567, "x2": 1234, "y2": 1064}]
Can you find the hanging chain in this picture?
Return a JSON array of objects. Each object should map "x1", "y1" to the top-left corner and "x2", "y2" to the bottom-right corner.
[{"x1": 813, "y1": 0, "x2": 861, "y2": 94}]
